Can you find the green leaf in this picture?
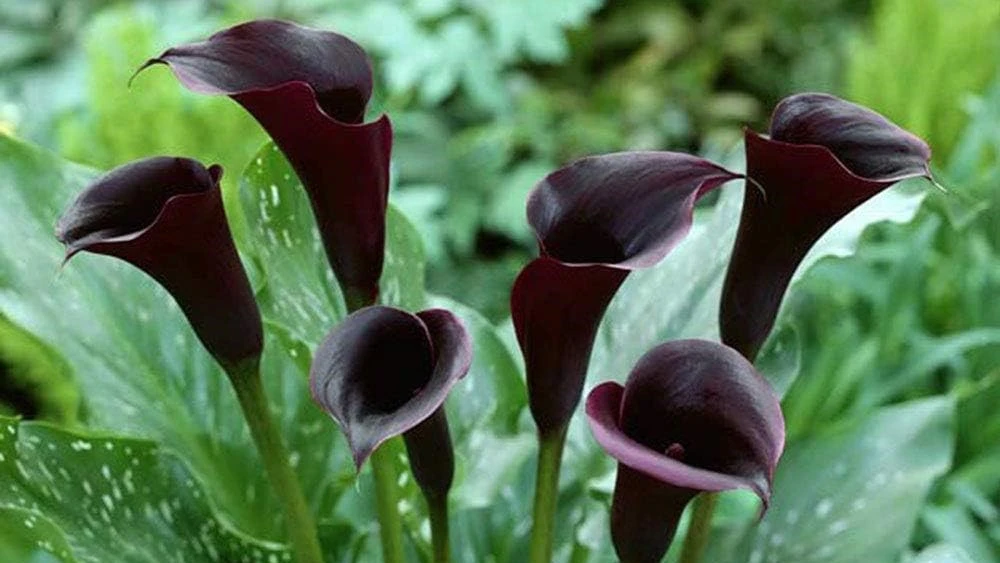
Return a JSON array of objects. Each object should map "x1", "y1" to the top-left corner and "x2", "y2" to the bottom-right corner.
[
  {"x1": 0, "y1": 134, "x2": 341, "y2": 539},
  {"x1": 911, "y1": 544, "x2": 977, "y2": 563},
  {"x1": 463, "y1": 0, "x2": 604, "y2": 63},
  {"x1": 0, "y1": 506, "x2": 73, "y2": 563},
  {"x1": 729, "y1": 397, "x2": 955, "y2": 563},
  {"x1": 0, "y1": 416, "x2": 292, "y2": 562}
]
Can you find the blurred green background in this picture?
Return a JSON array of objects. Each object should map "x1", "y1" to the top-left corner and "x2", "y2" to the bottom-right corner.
[{"x1": 1, "y1": 0, "x2": 998, "y2": 559}]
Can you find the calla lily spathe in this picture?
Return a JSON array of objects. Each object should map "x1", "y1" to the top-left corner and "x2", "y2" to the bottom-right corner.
[
  {"x1": 137, "y1": 19, "x2": 392, "y2": 310},
  {"x1": 309, "y1": 306, "x2": 472, "y2": 501},
  {"x1": 586, "y1": 339, "x2": 785, "y2": 563},
  {"x1": 721, "y1": 93, "x2": 933, "y2": 360},
  {"x1": 512, "y1": 152, "x2": 743, "y2": 435},
  {"x1": 56, "y1": 156, "x2": 262, "y2": 370}
]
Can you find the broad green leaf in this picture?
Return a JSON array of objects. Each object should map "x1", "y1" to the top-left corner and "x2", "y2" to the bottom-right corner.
[
  {"x1": 0, "y1": 506, "x2": 73, "y2": 563},
  {"x1": 911, "y1": 544, "x2": 977, "y2": 563},
  {"x1": 729, "y1": 397, "x2": 955, "y2": 563},
  {"x1": 239, "y1": 141, "x2": 426, "y2": 350},
  {"x1": 0, "y1": 416, "x2": 290, "y2": 562},
  {"x1": 0, "y1": 134, "x2": 342, "y2": 539}
]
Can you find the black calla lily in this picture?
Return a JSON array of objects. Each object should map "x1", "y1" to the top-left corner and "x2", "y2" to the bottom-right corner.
[
  {"x1": 721, "y1": 93, "x2": 933, "y2": 360},
  {"x1": 137, "y1": 19, "x2": 391, "y2": 310},
  {"x1": 309, "y1": 306, "x2": 472, "y2": 501},
  {"x1": 513, "y1": 152, "x2": 743, "y2": 435},
  {"x1": 586, "y1": 339, "x2": 785, "y2": 563},
  {"x1": 56, "y1": 156, "x2": 262, "y2": 370}
]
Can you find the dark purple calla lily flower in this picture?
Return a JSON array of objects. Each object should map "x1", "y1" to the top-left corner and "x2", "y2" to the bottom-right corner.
[
  {"x1": 721, "y1": 93, "x2": 933, "y2": 360},
  {"x1": 136, "y1": 19, "x2": 392, "y2": 310},
  {"x1": 309, "y1": 306, "x2": 472, "y2": 500},
  {"x1": 512, "y1": 152, "x2": 742, "y2": 435},
  {"x1": 586, "y1": 339, "x2": 785, "y2": 563},
  {"x1": 55, "y1": 156, "x2": 262, "y2": 370}
]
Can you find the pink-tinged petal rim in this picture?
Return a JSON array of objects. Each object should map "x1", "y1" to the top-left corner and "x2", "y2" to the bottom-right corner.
[{"x1": 586, "y1": 382, "x2": 767, "y2": 499}]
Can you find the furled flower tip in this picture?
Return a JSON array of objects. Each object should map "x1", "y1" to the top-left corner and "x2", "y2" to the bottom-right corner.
[
  {"x1": 309, "y1": 306, "x2": 472, "y2": 500},
  {"x1": 721, "y1": 93, "x2": 933, "y2": 360},
  {"x1": 586, "y1": 339, "x2": 785, "y2": 563},
  {"x1": 55, "y1": 157, "x2": 262, "y2": 370},
  {"x1": 512, "y1": 152, "x2": 742, "y2": 435},
  {"x1": 136, "y1": 19, "x2": 391, "y2": 310}
]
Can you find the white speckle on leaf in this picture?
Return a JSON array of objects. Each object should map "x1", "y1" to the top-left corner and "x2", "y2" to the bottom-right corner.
[
  {"x1": 815, "y1": 498, "x2": 833, "y2": 518},
  {"x1": 70, "y1": 440, "x2": 92, "y2": 451}
]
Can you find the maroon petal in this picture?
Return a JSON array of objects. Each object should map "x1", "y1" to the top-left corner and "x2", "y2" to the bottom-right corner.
[
  {"x1": 56, "y1": 157, "x2": 262, "y2": 370},
  {"x1": 528, "y1": 151, "x2": 742, "y2": 268},
  {"x1": 511, "y1": 257, "x2": 627, "y2": 435},
  {"x1": 309, "y1": 307, "x2": 472, "y2": 493},
  {"x1": 721, "y1": 93, "x2": 933, "y2": 360},
  {"x1": 586, "y1": 340, "x2": 785, "y2": 562},
  {"x1": 138, "y1": 19, "x2": 391, "y2": 309}
]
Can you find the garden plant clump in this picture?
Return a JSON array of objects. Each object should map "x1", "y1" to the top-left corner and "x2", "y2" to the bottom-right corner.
[{"x1": 0, "y1": 6, "x2": 996, "y2": 563}]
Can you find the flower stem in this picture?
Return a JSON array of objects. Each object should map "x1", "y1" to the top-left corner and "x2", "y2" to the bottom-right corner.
[
  {"x1": 370, "y1": 442, "x2": 407, "y2": 563},
  {"x1": 428, "y1": 494, "x2": 450, "y2": 563},
  {"x1": 528, "y1": 426, "x2": 568, "y2": 563},
  {"x1": 678, "y1": 492, "x2": 719, "y2": 563},
  {"x1": 228, "y1": 360, "x2": 324, "y2": 563}
]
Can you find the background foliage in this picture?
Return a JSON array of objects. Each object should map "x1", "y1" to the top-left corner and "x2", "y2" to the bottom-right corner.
[{"x1": 0, "y1": 0, "x2": 998, "y2": 561}]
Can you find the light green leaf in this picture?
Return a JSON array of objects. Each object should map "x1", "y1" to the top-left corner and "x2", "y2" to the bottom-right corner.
[
  {"x1": 731, "y1": 397, "x2": 955, "y2": 563},
  {"x1": 911, "y1": 544, "x2": 977, "y2": 563},
  {"x1": 0, "y1": 506, "x2": 73, "y2": 563},
  {"x1": 0, "y1": 416, "x2": 291, "y2": 562},
  {"x1": 463, "y1": 0, "x2": 604, "y2": 63}
]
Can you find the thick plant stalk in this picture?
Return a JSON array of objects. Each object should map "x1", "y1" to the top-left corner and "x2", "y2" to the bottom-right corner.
[
  {"x1": 528, "y1": 426, "x2": 569, "y2": 563},
  {"x1": 428, "y1": 495, "x2": 450, "y2": 563},
  {"x1": 678, "y1": 492, "x2": 719, "y2": 563},
  {"x1": 370, "y1": 443, "x2": 407, "y2": 563},
  {"x1": 228, "y1": 360, "x2": 324, "y2": 563}
]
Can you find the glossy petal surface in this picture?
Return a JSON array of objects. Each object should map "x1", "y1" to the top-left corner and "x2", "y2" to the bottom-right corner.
[
  {"x1": 586, "y1": 339, "x2": 785, "y2": 562},
  {"x1": 56, "y1": 157, "x2": 262, "y2": 368},
  {"x1": 140, "y1": 19, "x2": 391, "y2": 307},
  {"x1": 515, "y1": 152, "x2": 741, "y2": 433},
  {"x1": 512, "y1": 257, "x2": 627, "y2": 434},
  {"x1": 721, "y1": 93, "x2": 933, "y2": 360},
  {"x1": 309, "y1": 306, "x2": 472, "y2": 470},
  {"x1": 528, "y1": 151, "x2": 741, "y2": 268}
]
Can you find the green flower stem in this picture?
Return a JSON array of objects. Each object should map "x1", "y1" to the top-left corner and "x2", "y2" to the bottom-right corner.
[
  {"x1": 528, "y1": 425, "x2": 569, "y2": 563},
  {"x1": 228, "y1": 360, "x2": 324, "y2": 563},
  {"x1": 428, "y1": 494, "x2": 450, "y2": 563},
  {"x1": 370, "y1": 442, "x2": 407, "y2": 563},
  {"x1": 678, "y1": 492, "x2": 719, "y2": 563}
]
